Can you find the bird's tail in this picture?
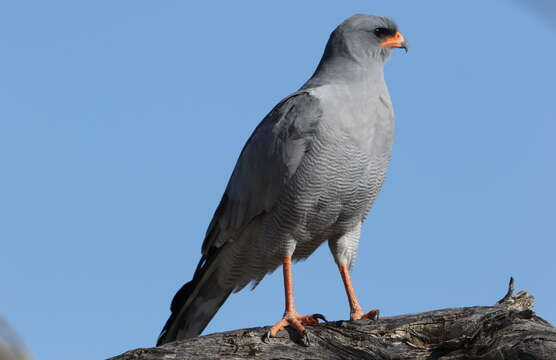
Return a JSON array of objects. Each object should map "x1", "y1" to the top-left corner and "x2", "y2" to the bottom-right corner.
[{"x1": 156, "y1": 250, "x2": 233, "y2": 346}]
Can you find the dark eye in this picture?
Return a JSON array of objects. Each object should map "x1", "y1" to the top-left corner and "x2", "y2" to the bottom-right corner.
[{"x1": 373, "y1": 27, "x2": 390, "y2": 37}]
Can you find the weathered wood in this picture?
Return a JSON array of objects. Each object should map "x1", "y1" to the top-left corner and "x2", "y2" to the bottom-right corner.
[{"x1": 111, "y1": 279, "x2": 556, "y2": 359}]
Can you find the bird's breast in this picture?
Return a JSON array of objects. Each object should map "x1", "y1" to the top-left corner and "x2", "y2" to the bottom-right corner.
[
  {"x1": 312, "y1": 85, "x2": 394, "y2": 154},
  {"x1": 270, "y1": 85, "x2": 395, "y2": 248},
  {"x1": 287, "y1": 128, "x2": 391, "y2": 244}
]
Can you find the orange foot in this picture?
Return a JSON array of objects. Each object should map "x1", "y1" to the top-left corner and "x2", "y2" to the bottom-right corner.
[
  {"x1": 351, "y1": 308, "x2": 380, "y2": 321},
  {"x1": 263, "y1": 312, "x2": 326, "y2": 343}
]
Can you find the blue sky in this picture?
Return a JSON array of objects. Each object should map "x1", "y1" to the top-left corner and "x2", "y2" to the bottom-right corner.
[{"x1": 1, "y1": 1, "x2": 554, "y2": 359}]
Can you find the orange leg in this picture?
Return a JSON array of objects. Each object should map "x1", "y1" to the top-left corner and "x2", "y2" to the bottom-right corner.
[
  {"x1": 339, "y1": 264, "x2": 379, "y2": 320},
  {"x1": 264, "y1": 256, "x2": 325, "y2": 341}
]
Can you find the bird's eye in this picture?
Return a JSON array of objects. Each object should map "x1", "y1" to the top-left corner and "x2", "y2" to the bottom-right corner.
[{"x1": 373, "y1": 27, "x2": 389, "y2": 37}]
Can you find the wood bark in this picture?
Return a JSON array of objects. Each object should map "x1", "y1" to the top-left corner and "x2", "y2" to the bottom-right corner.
[{"x1": 110, "y1": 278, "x2": 556, "y2": 360}]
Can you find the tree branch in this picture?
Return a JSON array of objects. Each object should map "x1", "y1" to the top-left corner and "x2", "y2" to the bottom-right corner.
[{"x1": 110, "y1": 279, "x2": 556, "y2": 360}]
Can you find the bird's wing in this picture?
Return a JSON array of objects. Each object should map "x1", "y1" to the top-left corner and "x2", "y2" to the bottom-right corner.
[
  {"x1": 201, "y1": 91, "x2": 321, "y2": 256},
  {"x1": 157, "y1": 91, "x2": 322, "y2": 345}
]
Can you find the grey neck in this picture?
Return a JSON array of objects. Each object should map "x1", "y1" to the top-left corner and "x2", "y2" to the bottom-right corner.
[{"x1": 301, "y1": 55, "x2": 386, "y2": 90}]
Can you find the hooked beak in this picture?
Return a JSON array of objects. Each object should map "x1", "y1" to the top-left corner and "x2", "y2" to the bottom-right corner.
[{"x1": 380, "y1": 31, "x2": 408, "y2": 52}]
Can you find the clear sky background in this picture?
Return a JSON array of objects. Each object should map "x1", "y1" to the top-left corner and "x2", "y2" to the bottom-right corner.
[{"x1": 1, "y1": 1, "x2": 555, "y2": 359}]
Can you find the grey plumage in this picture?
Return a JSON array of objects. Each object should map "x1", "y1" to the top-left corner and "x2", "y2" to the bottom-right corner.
[{"x1": 157, "y1": 14, "x2": 404, "y2": 346}]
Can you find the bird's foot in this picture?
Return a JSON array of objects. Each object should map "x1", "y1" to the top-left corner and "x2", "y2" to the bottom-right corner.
[
  {"x1": 351, "y1": 308, "x2": 379, "y2": 321},
  {"x1": 263, "y1": 312, "x2": 326, "y2": 344}
]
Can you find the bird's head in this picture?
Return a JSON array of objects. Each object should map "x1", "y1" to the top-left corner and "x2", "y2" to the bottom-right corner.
[
  {"x1": 327, "y1": 14, "x2": 408, "y2": 63},
  {"x1": 303, "y1": 14, "x2": 407, "y2": 88}
]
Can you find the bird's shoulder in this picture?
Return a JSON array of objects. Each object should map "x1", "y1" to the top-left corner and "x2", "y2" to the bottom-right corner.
[
  {"x1": 200, "y1": 90, "x2": 322, "y2": 255},
  {"x1": 261, "y1": 90, "x2": 322, "y2": 141}
]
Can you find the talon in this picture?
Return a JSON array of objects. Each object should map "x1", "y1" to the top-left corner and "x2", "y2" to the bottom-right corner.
[
  {"x1": 266, "y1": 312, "x2": 322, "y2": 342},
  {"x1": 367, "y1": 308, "x2": 380, "y2": 320},
  {"x1": 262, "y1": 331, "x2": 272, "y2": 344},
  {"x1": 313, "y1": 313, "x2": 327, "y2": 322},
  {"x1": 297, "y1": 313, "x2": 325, "y2": 325},
  {"x1": 351, "y1": 308, "x2": 380, "y2": 321}
]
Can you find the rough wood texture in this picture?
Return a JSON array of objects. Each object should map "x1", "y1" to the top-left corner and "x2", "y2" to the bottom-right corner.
[{"x1": 111, "y1": 278, "x2": 556, "y2": 359}]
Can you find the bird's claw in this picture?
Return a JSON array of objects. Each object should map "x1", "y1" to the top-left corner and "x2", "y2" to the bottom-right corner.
[
  {"x1": 262, "y1": 330, "x2": 273, "y2": 344},
  {"x1": 351, "y1": 308, "x2": 380, "y2": 321},
  {"x1": 313, "y1": 313, "x2": 327, "y2": 323},
  {"x1": 263, "y1": 312, "x2": 325, "y2": 345}
]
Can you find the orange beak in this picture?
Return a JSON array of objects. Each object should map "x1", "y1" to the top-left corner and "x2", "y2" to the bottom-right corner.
[{"x1": 380, "y1": 31, "x2": 408, "y2": 51}]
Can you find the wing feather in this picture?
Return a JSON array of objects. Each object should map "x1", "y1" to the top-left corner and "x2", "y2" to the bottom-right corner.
[{"x1": 201, "y1": 91, "x2": 321, "y2": 255}]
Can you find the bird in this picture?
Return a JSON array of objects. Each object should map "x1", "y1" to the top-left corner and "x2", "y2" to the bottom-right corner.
[{"x1": 157, "y1": 14, "x2": 407, "y2": 346}]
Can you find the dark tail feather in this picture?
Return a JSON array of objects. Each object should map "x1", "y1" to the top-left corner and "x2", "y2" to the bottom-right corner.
[{"x1": 157, "y1": 251, "x2": 232, "y2": 346}]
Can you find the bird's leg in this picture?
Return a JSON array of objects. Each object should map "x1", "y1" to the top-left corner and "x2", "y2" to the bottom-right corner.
[
  {"x1": 339, "y1": 264, "x2": 379, "y2": 320},
  {"x1": 265, "y1": 256, "x2": 325, "y2": 340}
]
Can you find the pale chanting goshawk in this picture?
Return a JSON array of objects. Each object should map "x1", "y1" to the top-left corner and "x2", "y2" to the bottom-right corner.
[{"x1": 157, "y1": 14, "x2": 407, "y2": 345}]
